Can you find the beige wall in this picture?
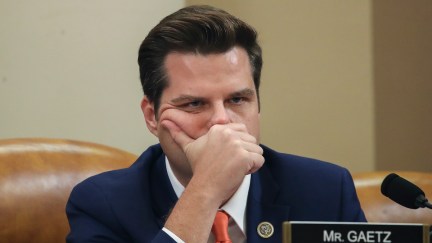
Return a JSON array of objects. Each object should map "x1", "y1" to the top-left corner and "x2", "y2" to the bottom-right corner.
[
  {"x1": 373, "y1": 1, "x2": 432, "y2": 172},
  {"x1": 0, "y1": 0, "x2": 184, "y2": 155},
  {"x1": 187, "y1": 0, "x2": 375, "y2": 172}
]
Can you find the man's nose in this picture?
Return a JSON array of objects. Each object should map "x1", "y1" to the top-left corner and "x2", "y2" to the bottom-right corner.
[{"x1": 209, "y1": 103, "x2": 231, "y2": 126}]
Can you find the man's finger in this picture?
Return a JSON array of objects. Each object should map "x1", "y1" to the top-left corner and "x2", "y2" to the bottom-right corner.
[
  {"x1": 247, "y1": 154, "x2": 265, "y2": 174},
  {"x1": 161, "y1": 120, "x2": 194, "y2": 150}
]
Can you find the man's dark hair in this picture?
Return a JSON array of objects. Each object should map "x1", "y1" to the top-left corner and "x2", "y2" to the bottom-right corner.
[{"x1": 138, "y1": 5, "x2": 262, "y2": 116}]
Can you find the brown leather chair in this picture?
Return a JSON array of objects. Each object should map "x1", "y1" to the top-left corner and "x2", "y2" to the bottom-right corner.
[
  {"x1": 353, "y1": 171, "x2": 432, "y2": 224},
  {"x1": 0, "y1": 138, "x2": 137, "y2": 243}
]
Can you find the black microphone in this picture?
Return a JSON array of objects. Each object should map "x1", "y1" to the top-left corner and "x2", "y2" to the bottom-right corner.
[{"x1": 381, "y1": 173, "x2": 432, "y2": 209}]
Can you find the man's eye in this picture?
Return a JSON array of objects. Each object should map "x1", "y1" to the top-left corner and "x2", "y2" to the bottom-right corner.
[
  {"x1": 179, "y1": 100, "x2": 204, "y2": 109},
  {"x1": 230, "y1": 97, "x2": 244, "y2": 104},
  {"x1": 184, "y1": 101, "x2": 203, "y2": 108}
]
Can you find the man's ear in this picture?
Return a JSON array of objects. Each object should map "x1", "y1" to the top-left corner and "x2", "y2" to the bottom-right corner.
[{"x1": 141, "y1": 96, "x2": 158, "y2": 137}]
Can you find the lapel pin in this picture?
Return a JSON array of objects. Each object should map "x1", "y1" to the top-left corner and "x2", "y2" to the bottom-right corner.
[{"x1": 257, "y1": 221, "x2": 274, "y2": 238}]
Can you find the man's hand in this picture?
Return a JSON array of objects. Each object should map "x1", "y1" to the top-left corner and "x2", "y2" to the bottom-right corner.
[{"x1": 162, "y1": 120, "x2": 264, "y2": 205}]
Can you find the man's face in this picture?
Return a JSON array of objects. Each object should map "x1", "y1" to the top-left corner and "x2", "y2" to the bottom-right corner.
[{"x1": 142, "y1": 46, "x2": 260, "y2": 184}]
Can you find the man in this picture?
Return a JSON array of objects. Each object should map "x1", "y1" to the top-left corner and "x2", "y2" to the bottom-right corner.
[{"x1": 66, "y1": 5, "x2": 366, "y2": 243}]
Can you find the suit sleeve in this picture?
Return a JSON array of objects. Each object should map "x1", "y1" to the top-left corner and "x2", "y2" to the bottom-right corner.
[
  {"x1": 66, "y1": 180, "x2": 177, "y2": 243},
  {"x1": 340, "y1": 168, "x2": 367, "y2": 222}
]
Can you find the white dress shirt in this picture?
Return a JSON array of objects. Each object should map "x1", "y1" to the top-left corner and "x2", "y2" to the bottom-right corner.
[{"x1": 162, "y1": 157, "x2": 250, "y2": 243}]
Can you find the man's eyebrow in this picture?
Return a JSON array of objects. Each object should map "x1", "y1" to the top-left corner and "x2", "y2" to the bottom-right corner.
[
  {"x1": 170, "y1": 95, "x2": 203, "y2": 104},
  {"x1": 170, "y1": 88, "x2": 255, "y2": 104},
  {"x1": 230, "y1": 88, "x2": 255, "y2": 97}
]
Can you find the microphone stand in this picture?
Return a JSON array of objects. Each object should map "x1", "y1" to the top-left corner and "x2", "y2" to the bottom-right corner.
[
  {"x1": 415, "y1": 195, "x2": 432, "y2": 209},
  {"x1": 413, "y1": 192, "x2": 432, "y2": 242}
]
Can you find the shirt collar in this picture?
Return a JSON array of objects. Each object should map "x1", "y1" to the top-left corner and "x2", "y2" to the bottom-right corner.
[{"x1": 165, "y1": 156, "x2": 250, "y2": 233}]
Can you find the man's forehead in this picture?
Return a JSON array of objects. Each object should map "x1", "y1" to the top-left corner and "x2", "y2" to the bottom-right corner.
[
  {"x1": 160, "y1": 47, "x2": 255, "y2": 99},
  {"x1": 164, "y1": 48, "x2": 251, "y2": 78}
]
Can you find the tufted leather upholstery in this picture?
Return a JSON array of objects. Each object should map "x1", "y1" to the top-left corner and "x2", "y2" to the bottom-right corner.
[
  {"x1": 0, "y1": 138, "x2": 137, "y2": 243},
  {"x1": 353, "y1": 171, "x2": 432, "y2": 224}
]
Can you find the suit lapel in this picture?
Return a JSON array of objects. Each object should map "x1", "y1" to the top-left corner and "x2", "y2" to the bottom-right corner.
[
  {"x1": 149, "y1": 153, "x2": 178, "y2": 227},
  {"x1": 246, "y1": 163, "x2": 291, "y2": 242}
]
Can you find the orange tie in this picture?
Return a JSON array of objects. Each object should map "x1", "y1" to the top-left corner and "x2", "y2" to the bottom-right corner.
[{"x1": 211, "y1": 211, "x2": 232, "y2": 243}]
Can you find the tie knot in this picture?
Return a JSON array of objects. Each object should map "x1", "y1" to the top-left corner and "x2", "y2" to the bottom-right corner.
[{"x1": 211, "y1": 211, "x2": 232, "y2": 243}]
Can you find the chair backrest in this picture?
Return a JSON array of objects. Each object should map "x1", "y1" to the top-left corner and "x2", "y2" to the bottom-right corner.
[
  {"x1": 0, "y1": 138, "x2": 137, "y2": 243},
  {"x1": 353, "y1": 171, "x2": 432, "y2": 224}
]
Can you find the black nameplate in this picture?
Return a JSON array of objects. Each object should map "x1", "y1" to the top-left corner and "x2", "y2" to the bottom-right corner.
[{"x1": 283, "y1": 221, "x2": 431, "y2": 243}]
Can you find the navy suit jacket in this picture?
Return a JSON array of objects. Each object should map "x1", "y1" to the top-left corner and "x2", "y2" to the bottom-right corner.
[{"x1": 66, "y1": 144, "x2": 366, "y2": 242}]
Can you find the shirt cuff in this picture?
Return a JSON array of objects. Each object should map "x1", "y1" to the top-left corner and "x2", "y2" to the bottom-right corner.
[{"x1": 162, "y1": 227, "x2": 185, "y2": 243}]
